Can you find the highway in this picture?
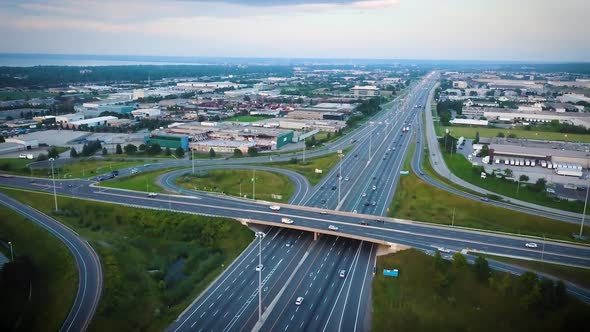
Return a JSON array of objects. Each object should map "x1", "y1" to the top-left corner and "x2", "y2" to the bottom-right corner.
[{"x1": 0, "y1": 192, "x2": 103, "y2": 332}]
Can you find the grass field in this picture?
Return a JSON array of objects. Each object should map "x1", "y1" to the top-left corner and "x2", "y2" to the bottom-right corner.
[
  {"x1": 0, "y1": 187, "x2": 253, "y2": 332},
  {"x1": 389, "y1": 142, "x2": 589, "y2": 243},
  {"x1": 373, "y1": 249, "x2": 590, "y2": 331},
  {"x1": 100, "y1": 167, "x2": 183, "y2": 193},
  {"x1": 176, "y1": 169, "x2": 294, "y2": 203},
  {"x1": 442, "y1": 152, "x2": 584, "y2": 213},
  {"x1": 0, "y1": 91, "x2": 56, "y2": 101},
  {"x1": 478, "y1": 253, "x2": 590, "y2": 290},
  {"x1": 0, "y1": 205, "x2": 76, "y2": 332},
  {"x1": 443, "y1": 125, "x2": 590, "y2": 143},
  {"x1": 226, "y1": 115, "x2": 272, "y2": 123},
  {"x1": 0, "y1": 158, "x2": 147, "y2": 178},
  {"x1": 264, "y1": 148, "x2": 350, "y2": 185}
]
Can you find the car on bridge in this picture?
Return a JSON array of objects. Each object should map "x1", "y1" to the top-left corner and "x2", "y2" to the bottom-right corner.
[
  {"x1": 328, "y1": 225, "x2": 339, "y2": 231},
  {"x1": 281, "y1": 218, "x2": 294, "y2": 224}
]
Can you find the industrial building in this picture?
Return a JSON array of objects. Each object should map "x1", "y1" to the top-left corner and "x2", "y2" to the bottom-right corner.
[
  {"x1": 131, "y1": 108, "x2": 162, "y2": 119},
  {"x1": 144, "y1": 133, "x2": 189, "y2": 151},
  {"x1": 55, "y1": 113, "x2": 85, "y2": 124},
  {"x1": 69, "y1": 116, "x2": 119, "y2": 128},
  {"x1": 98, "y1": 105, "x2": 134, "y2": 114},
  {"x1": 350, "y1": 86, "x2": 380, "y2": 97},
  {"x1": 252, "y1": 118, "x2": 346, "y2": 133},
  {"x1": 488, "y1": 141, "x2": 590, "y2": 168},
  {"x1": 483, "y1": 109, "x2": 590, "y2": 128}
]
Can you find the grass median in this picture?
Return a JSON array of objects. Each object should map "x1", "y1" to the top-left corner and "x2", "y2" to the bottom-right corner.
[
  {"x1": 176, "y1": 169, "x2": 294, "y2": 203},
  {"x1": 389, "y1": 140, "x2": 589, "y2": 244},
  {"x1": 100, "y1": 167, "x2": 185, "y2": 193},
  {"x1": 0, "y1": 205, "x2": 76, "y2": 332},
  {"x1": 443, "y1": 126, "x2": 590, "y2": 143},
  {"x1": 373, "y1": 249, "x2": 590, "y2": 331},
  {"x1": 0, "y1": 187, "x2": 254, "y2": 332}
]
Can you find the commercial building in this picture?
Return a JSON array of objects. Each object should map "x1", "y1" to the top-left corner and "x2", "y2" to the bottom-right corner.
[
  {"x1": 144, "y1": 133, "x2": 189, "y2": 151},
  {"x1": 253, "y1": 118, "x2": 346, "y2": 133},
  {"x1": 452, "y1": 81, "x2": 468, "y2": 89},
  {"x1": 558, "y1": 93, "x2": 590, "y2": 104},
  {"x1": 190, "y1": 140, "x2": 255, "y2": 153},
  {"x1": 131, "y1": 108, "x2": 162, "y2": 119},
  {"x1": 483, "y1": 109, "x2": 590, "y2": 128},
  {"x1": 449, "y1": 119, "x2": 488, "y2": 126},
  {"x1": 489, "y1": 143, "x2": 590, "y2": 168},
  {"x1": 98, "y1": 105, "x2": 134, "y2": 114},
  {"x1": 69, "y1": 116, "x2": 119, "y2": 128},
  {"x1": 351, "y1": 86, "x2": 380, "y2": 97},
  {"x1": 4, "y1": 138, "x2": 39, "y2": 150},
  {"x1": 55, "y1": 113, "x2": 84, "y2": 124}
]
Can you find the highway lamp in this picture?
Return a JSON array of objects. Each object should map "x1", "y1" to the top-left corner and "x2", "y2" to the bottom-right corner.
[
  {"x1": 192, "y1": 149, "x2": 195, "y2": 175},
  {"x1": 451, "y1": 207, "x2": 456, "y2": 227},
  {"x1": 252, "y1": 169, "x2": 256, "y2": 200},
  {"x1": 579, "y1": 183, "x2": 589, "y2": 239},
  {"x1": 49, "y1": 158, "x2": 58, "y2": 212},
  {"x1": 338, "y1": 152, "x2": 343, "y2": 206},
  {"x1": 255, "y1": 231, "x2": 265, "y2": 322},
  {"x1": 541, "y1": 234, "x2": 546, "y2": 262},
  {"x1": 239, "y1": 179, "x2": 242, "y2": 198},
  {"x1": 8, "y1": 241, "x2": 14, "y2": 262}
]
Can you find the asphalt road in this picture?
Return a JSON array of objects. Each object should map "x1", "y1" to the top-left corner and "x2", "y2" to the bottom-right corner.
[{"x1": 0, "y1": 192, "x2": 103, "y2": 332}]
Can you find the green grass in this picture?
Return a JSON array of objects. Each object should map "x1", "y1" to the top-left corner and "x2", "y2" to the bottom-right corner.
[
  {"x1": 478, "y1": 253, "x2": 590, "y2": 290},
  {"x1": 226, "y1": 115, "x2": 273, "y2": 122},
  {"x1": 53, "y1": 160, "x2": 147, "y2": 179},
  {"x1": 0, "y1": 187, "x2": 254, "y2": 332},
  {"x1": 373, "y1": 249, "x2": 590, "y2": 332},
  {"x1": 100, "y1": 167, "x2": 183, "y2": 193},
  {"x1": 176, "y1": 169, "x2": 294, "y2": 203},
  {"x1": 443, "y1": 126, "x2": 590, "y2": 143},
  {"x1": 0, "y1": 91, "x2": 55, "y2": 101},
  {"x1": 0, "y1": 158, "x2": 34, "y2": 174},
  {"x1": 442, "y1": 152, "x2": 584, "y2": 213},
  {"x1": 389, "y1": 142, "x2": 589, "y2": 244},
  {"x1": 264, "y1": 147, "x2": 351, "y2": 185},
  {"x1": 0, "y1": 205, "x2": 76, "y2": 332}
]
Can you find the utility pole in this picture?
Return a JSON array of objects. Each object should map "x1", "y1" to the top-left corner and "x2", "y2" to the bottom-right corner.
[
  {"x1": 303, "y1": 141, "x2": 306, "y2": 164},
  {"x1": 338, "y1": 151, "x2": 343, "y2": 206},
  {"x1": 49, "y1": 158, "x2": 58, "y2": 212},
  {"x1": 192, "y1": 149, "x2": 195, "y2": 175},
  {"x1": 252, "y1": 169, "x2": 256, "y2": 200},
  {"x1": 451, "y1": 207, "x2": 456, "y2": 227},
  {"x1": 541, "y1": 234, "x2": 546, "y2": 261},
  {"x1": 580, "y1": 183, "x2": 589, "y2": 238}
]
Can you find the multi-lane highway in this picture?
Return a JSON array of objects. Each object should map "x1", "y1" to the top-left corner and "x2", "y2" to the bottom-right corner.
[{"x1": 0, "y1": 192, "x2": 103, "y2": 332}]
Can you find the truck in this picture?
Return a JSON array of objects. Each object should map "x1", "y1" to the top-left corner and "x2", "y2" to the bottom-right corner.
[
  {"x1": 556, "y1": 167, "x2": 583, "y2": 177},
  {"x1": 541, "y1": 160, "x2": 547, "y2": 168},
  {"x1": 281, "y1": 218, "x2": 294, "y2": 224}
]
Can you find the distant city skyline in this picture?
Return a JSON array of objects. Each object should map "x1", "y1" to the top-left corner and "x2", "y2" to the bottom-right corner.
[{"x1": 0, "y1": 0, "x2": 588, "y2": 62}]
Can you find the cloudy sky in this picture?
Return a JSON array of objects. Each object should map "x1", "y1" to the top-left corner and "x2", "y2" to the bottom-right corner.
[{"x1": 0, "y1": 0, "x2": 588, "y2": 61}]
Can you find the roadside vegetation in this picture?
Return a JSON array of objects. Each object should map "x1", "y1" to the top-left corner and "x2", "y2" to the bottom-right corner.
[
  {"x1": 0, "y1": 90, "x2": 56, "y2": 101},
  {"x1": 389, "y1": 140, "x2": 589, "y2": 243},
  {"x1": 226, "y1": 115, "x2": 273, "y2": 123},
  {"x1": 0, "y1": 187, "x2": 254, "y2": 332},
  {"x1": 0, "y1": 157, "x2": 146, "y2": 178},
  {"x1": 477, "y1": 253, "x2": 590, "y2": 290},
  {"x1": 0, "y1": 205, "x2": 76, "y2": 332},
  {"x1": 176, "y1": 169, "x2": 294, "y2": 203},
  {"x1": 373, "y1": 249, "x2": 589, "y2": 331}
]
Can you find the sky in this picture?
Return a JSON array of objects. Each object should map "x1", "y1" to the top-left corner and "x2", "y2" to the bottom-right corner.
[{"x1": 0, "y1": 0, "x2": 588, "y2": 62}]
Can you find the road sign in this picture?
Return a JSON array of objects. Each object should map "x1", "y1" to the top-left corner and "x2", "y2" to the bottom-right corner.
[{"x1": 383, "y1": 269, "x2": 399, "y2": 277}]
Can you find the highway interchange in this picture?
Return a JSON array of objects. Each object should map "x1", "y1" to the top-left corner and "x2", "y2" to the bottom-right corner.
[{"x1": 2, "y1": 73, "x2": 590, "y2": 331}]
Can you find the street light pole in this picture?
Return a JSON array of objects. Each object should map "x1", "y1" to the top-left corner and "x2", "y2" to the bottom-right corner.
[
  {"x1": 192, "y1": 149, "x2": 195, "y2": 175},
  {"x1": 451, "y1": 207, "x2": 455, "y2": 227},
  {"x1": 49, "y1": 158, "x2": 58, "y2": 212},
  {"x1": 8, "y1": 241, "x2": 13, "y2": 262},
  {"x1": 580, "y1": 183, "x2": 589, "y2": 238},
  {"x1": 541, "y1": 234, "x2": 546, "y2": 261},
  {"x1": 338, "y1": 153, "x2": 343, "y2": 206},
  {"x1": 253, "y1": 169, "x2": 256, "y2": 200}
]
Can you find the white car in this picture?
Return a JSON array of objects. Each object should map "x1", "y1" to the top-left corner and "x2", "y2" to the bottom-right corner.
[
  {"x1": 255, "y1": 264, "x2": 264, "y2": 272},
  {"x1": 328, "y1": 225, "x2": 339, "y2": 231},
  {"x1": 362, "y1": 193, "x2": 367, "y2": 197},
  {"x1": 344, "y1": 176, "x2": 349, "y2": 181},
  {"x1": 281, "y1": 218, "x2": 294, "y2": 224},
  {"x1": 372, "y1": 185, "x2": 377, "y2": 190},
  {"x1": 269, "y1": 205, "x2": 281, "y2": 211},
  {"x1": 525, "y1": 243, "x2": 538, "y2": 248},
  {"x1": 147, "y1": 192, "x2": 158, "y2": 198},
  {"x1": 295, "y1": 297, "x2": 304, "y2": 306},
  {"x1": 339, "y1": 270, "x2": 346, "y2": 278}
]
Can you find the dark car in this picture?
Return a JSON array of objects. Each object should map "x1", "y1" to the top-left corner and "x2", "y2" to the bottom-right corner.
[
  {"x1": 359, "y1": 221, "x2": 368, "y2": 225},
  {"x1": 331, "y1": 186, "x2": 337, "y2": 190}
]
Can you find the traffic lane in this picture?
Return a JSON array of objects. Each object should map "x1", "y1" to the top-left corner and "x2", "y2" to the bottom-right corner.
[
  {"x1": 6, "y1": 176, "x2": 590, "y2": 265},
  {"x1": 4, "y1": 176, "x2": 590, "y2": 266},
  {"x1": 259, "y1": 236, "x2": 357, "y2": 332},
  {"x1": 206, "y1": 229, "x2": 313, "y2": 332},
  {"x1": 0, "y1": 192, "x2": 102, "y2": 332},
  {"x1": 322, "y1": 242, "x2": 375, "y2": 332},
  {"x1": 236, "y1": 231, "x2": 316, "y2": 332}
]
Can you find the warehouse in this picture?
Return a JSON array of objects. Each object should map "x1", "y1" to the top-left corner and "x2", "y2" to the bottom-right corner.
[
  {"x1": 144, "y1": 133, "x2": 189, "y2": 151},
  {"x1": 489, "y1": 143, "x2": 590, "y2": 168}
]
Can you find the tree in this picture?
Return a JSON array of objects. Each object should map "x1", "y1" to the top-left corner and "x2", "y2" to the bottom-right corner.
[
  {"x1": 496, "y1": 132, "x2": 505, "y2": 138},
  {"x1": 474, "y1": 131, "x2": 480, "y2": 144},
  {"x1": 248, "y1": 147, "x2": 258, "y2": 157},
  {"x1": 534, "y1": 178, "x2": 547, "y2": 192},
  {"x1": 165, "y1": 147, "x2": 172, "y2": 156},
  {"x1": 139, "y1": 144, "x2": 146, "y2": 152},
  {"x1": 209, "y1": 148, "x2": 216, "y2": 158},
  {"x1": 473, "y1": 256, "x2": 491, "y2": 281},
  {"x1": 47, "y1": 146, "x2": 60, "y2": 159},
  {"x1": 433, "y1": 251, "x2": 445, "y2": 272},
  {"x1": 452, "y1": 252, "x2": 468, "y2": 268},
  {"x1": 146, "y1": 143, "x2": 162, "y2": 155},
  {"x1": 0, "y1": 135, "x2": 4, "y2": 143},
  {"x1": 102, "y1": 147, "x2": 108, "y2": 155},
  {"x1": 504, "y1": 168, "x2": 513, "y2": 178},
  {"x1": 507, "y1": 133, "x2": 518, "y2": 139},
  {"x1": 37, "y1": 153, "x2": 48, "y2": 161},
  {"x1": 519, "y1": 175, "x2": 529, "y2": 182},
  {"x1": 116, "y1": 144, "x2": 123, "y2": 155},
  {"x1": 233, "y1": 149, "x2": 243, "y2": 157},
  {"x1": 124, "y1": 144, "x2": 137, "y2": 154},
  {"x1": 175, "y1": 147, "x2": 185, "y2": 158},
  {"x1": 70, "y1": 147, "x2": 78, "y2": 158}
]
